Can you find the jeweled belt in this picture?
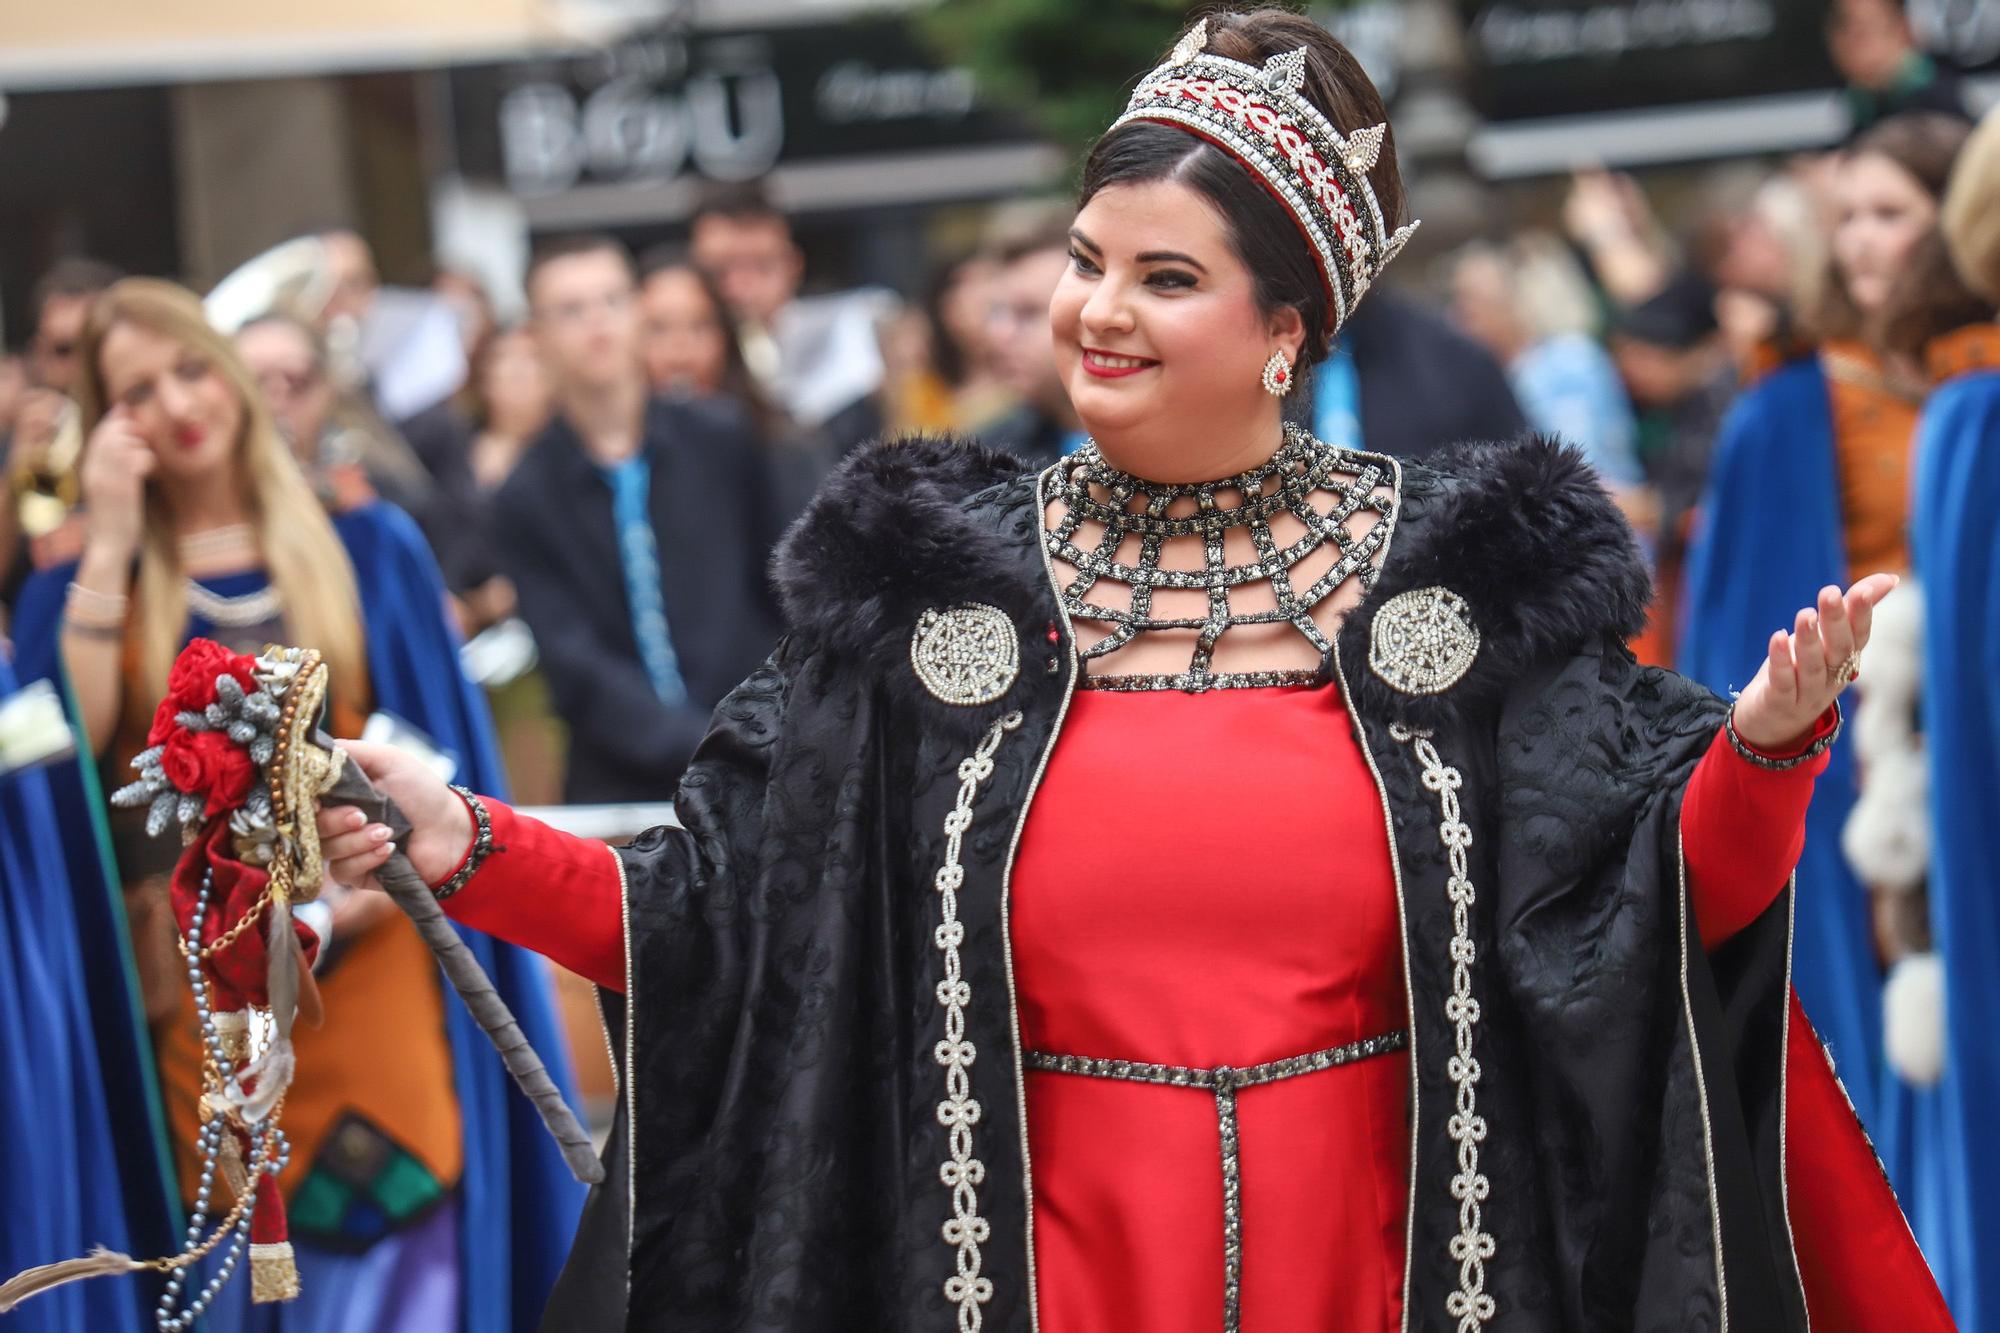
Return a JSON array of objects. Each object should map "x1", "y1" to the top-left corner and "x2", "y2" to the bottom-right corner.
[{"x1": 1025, "y1": 1029, "x2": 1409, "y2": 1332}]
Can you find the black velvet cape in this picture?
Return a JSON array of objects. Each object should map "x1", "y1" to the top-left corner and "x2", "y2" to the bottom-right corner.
[{"x1": 542, "y1": 434, "x2": 1820, "y2": 1332}]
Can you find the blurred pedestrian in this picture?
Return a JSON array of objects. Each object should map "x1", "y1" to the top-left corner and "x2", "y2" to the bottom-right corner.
[
  {"x1": 1679, "y1": 112, "x2": 1974, "y2": 1147},
  {"x1": 466, "y1": 324, "x2": 552, "y2": 497},
  {"x1": 1610, "y1": 271, "x2": 1735, "y2": 554},
  {"x1": 1448, "y1": 234, "x2": 1642, "y2": 488},
  {"x1": 1328, "y1": 283, "x2": 1527, "y2": 461},
  {"x1": 932, "y1": 251, "x2": 1016, "y2": 429},
  {"x1": 234, "y1": 313, "x2": 411, "y2": 513},
  {"x1": 496, "y1": 235, "x2": 779, "y2": 804},
  {"x1": 1563, "y1": 167, "x2": 1673, "y2": 309},
  {"x1": 6, "y1": 278, "x2": 583, "y2": 1332},
  {"x1": 1873, "y1": 104, "x2": 2000, "y2": 1328},
  {"x1": 639, "y1": 248, "x2": 830, "y2": 525},
  {"x1": 689, "y1": 183, "x2": 888, "y2": 457},
  {"x1": 883, "y1": 252, "x2": 1016, "y2": 435},
  {"x1": 0, "y1": 352, "x2": 24, "y2": 443},
  {"x1": 2, "y1": 259, "x2": 122, "y2": 602},
  {"x1": 980, "y1": 209, "x2": 1086, "y2": 464},
  {"x1": 454, "y1": 321, "x2": 565, "y2": 806},
  {"x1": 1828, "y1": 0, "x2": 1971, "y2": 134},
  {"x1": 0, "y1": 641, "x2": 146, "y2": 1332},
  {"x1": 26, "y1": 258, "x2": 121, "y2": 398}
]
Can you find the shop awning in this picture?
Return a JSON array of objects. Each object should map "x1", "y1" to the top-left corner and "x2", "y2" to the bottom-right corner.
[{"x1": 0, "y1": 0, "x2": 636, "y2": 91}]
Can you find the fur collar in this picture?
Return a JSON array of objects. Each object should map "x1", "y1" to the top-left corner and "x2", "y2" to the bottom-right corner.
[
  {"x1": 775, "y1": 433, "x2": 1650, "y2": 730},
  {"x1": 773, "y1": 434, "x2": 1041, "y2": 696},
  {"x1": 1336, "y1": 434, "x2": 1653, "y2": 730}
]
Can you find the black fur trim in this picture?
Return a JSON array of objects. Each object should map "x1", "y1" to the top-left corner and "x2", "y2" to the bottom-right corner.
[
  {"x1": 1337, "y1": 434, "x2": 1653, "y2": 730},
  {"x1": 777, "y1": 432, "x2": 1649, "y2": 734},
  {"x1": 773, "y1": 433, "x2": 1038, "y2": 686}
]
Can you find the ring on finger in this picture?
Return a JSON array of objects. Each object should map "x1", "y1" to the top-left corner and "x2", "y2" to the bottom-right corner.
[{"x1": 1833, "y1": 651, "x2": 1861, "y2": 687}]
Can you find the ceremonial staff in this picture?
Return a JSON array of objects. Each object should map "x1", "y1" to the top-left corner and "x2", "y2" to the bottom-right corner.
[{"x1": 0, "y1": 640, "x2": 598, "y2": 1326}]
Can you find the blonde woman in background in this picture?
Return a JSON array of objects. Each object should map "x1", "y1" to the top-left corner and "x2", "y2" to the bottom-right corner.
[{"x1": 9, "y1": 279, "x2": 581, "y2": 1333}]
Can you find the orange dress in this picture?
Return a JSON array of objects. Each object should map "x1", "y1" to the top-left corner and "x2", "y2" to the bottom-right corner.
[{"x1": 1821, "y1": 340, "x2": 1922, "y2": 578}]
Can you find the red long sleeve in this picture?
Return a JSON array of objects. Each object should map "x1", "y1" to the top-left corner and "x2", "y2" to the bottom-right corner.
[
  {"x1": 1681, "y1": 708, "x2": 1838, "y2": 950},
  {"x1": 437, "y1": 799, "x2": 628, "y2": 992}
]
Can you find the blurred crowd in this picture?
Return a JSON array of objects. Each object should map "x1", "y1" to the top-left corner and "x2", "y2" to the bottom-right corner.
[{"x1": 2, "y1": 0, "x2": 1999, "y2": 1325}]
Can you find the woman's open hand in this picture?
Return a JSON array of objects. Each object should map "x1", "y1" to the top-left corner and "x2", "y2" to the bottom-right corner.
[
  {"x1": 317, "y1": 739, "x2": 472, "y2": 891},
  {"x1": 1730, "y1": 574, "x2": 1899, "y2": 752}
]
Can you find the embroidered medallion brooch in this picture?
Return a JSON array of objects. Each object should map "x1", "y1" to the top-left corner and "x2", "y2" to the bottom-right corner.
[
  {"x1": 1367, "y1": 585, "x2": 1480, "y2": 696},
  {"x1": 911, "y1": 604, "x2": 1020, "y2": 706}
]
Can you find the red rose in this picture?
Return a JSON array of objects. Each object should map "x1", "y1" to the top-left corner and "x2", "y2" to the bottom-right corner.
[
  {"x1": 146, "y1": 697, "x2": 182, "y2": 748},
  {"x1": 158, "y1": 729, "x2": 256, "y2": 818},
  {"x1": 159, "y1": 730, "x2": 211, "y2": 794},
  {"x1": 166, "y1": 639, "x2": 259, "y2": 713},
  {"x1": 192, "y1": 731, "x2": 255, "y2": 816}
]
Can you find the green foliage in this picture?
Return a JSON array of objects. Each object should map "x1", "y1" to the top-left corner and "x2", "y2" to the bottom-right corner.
[{"x1": 918, "y1": 0, "x2": 1207, "y2": 160}]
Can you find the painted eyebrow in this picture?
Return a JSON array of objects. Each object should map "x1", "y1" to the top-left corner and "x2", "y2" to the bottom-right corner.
[{"x1": 1068, "y1": 229, "x2": 1208, "y2": 273}]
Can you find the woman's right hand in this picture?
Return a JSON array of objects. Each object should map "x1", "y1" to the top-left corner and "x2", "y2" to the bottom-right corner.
[
  {"x1": 79, "y1": 404, "x2": 154, "y2": 560},
  {"x1": 317, "y1": 739, "x2": 474, "y2": 892}
]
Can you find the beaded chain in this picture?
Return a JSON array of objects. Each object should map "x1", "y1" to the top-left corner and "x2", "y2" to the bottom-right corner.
[
  {"x1": 1044, "y1": 424, "x2": 1396, "y2": 692},
  {"x1": 155, "y1": 867, "x2": 292, "y2": 1332}
]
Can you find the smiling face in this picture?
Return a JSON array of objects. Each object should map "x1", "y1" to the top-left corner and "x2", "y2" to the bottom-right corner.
[
  {"x1": 1832, "y1": 151, "x2": 1938, "y2": 318},
  {"x1": 97, "y1": 320, "x2": 247, "y2": 486},
  {"x1": 1051, "y1": 179, "x2": 1304, "y2": 480}
]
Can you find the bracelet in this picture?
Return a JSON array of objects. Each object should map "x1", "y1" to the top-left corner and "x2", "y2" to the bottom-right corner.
[
  {"x1": 62, "y1": 618, "x2": 125, "y2": 641},
  {"x1": 64, "y1": 583, "x2": 129, "y2": 632},
  {"x1": 1724, "y1": 700, "x2": 1842, "y2": 771},
  {"x1": 431, "y1": 785, "x2": 495, "y2": 901},
  {"x1": 65, "y1": 581, "x2": 129, "y2": 617}
]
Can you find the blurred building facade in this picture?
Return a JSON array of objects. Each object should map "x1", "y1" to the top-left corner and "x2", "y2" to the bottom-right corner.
[{"x1": 3, "y1": 0, "x2": 1998, "y2": 338}]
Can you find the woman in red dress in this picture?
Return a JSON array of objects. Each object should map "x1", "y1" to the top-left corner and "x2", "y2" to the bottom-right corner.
[{"x1": 317, "y1": 12, "x2": 1945, "y2": 1331}]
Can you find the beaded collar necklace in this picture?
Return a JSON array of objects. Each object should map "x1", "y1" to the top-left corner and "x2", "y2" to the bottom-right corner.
[{"x1": 1043, "y1": 423, "x2": 1397, "y2": 692}]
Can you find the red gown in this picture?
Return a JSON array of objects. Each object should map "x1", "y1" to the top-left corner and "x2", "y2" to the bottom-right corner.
[{"x1": 442, "y1": 691, "x2": 1946, "y2": 1331}]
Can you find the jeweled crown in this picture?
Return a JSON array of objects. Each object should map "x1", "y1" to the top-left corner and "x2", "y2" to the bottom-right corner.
[{"x1": 1112, "y1": 18, "x2": 1419, "y2": 335}]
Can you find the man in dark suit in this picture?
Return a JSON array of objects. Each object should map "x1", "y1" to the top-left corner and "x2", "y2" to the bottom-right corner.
[{"x1": 495, "y1": 234, "x2": 780, "y2": 804}]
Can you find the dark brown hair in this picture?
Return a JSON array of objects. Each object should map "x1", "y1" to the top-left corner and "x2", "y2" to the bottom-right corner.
[
  {"x1": 636, "y1": 245, "x2": 783, "y2": 441},
  {"x1": 523, "y1": 232, "x2": 634, "y2": 305},
  {"x1": 1810, "y1": 113, "x2": 1978, "y2": 350},
  {"x1": 32, "y1": 256, "x2": 123, "y2": 315},
  {"x1": 690, "y1": 181, "x2": 790, "y2": 234},
  {"x1": 1077, "y1": 8, "x2": 1404, "y2": 367}
]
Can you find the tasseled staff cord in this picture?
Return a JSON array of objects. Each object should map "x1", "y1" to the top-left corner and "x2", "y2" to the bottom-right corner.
[
  {"x1": 0, "y1": 639, "x2": 600, "y2": 1324},
  {"x1": 0, "y1": 1098, "x2": 281, "y2": 1313}
]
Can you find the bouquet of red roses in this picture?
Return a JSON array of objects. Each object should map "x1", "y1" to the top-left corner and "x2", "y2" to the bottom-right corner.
[
  {"x1": 0, "y1": 640, "x2": 336, "y2": 1325},
  {"x1": 1, "y1": 638, "x2": 598, "y2": 1329}
]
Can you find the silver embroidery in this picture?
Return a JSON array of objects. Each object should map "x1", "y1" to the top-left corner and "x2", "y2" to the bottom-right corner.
[
  {"x1": 913, "y1": 604, "x2": 1021, "y2": 707},
  {"x1": 1044, "y1": 425, "x2": 1397, "y2": 693},
  {"x1": 1115, "y1": 19, "x2": 1421, "y2": 332},
  {"x1": 1392, "y1": 723, "x2": 1496, "y2": 1330},
  {"x1": 1370, "y1": 587, "x2": 1480, "y2": 696},
  {"x1": 1025, "y1": 1032, "x2": 1410, "y2": 1333},
  {"x1": 934, "y1": 711, "x2": 1022, "y2": 1330}
]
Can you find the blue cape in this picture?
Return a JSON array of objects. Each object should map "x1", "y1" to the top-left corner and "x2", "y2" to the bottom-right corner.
[
  {"x1": 1907, "y1": 368, "x2": 2000, "y2": 1328},
  {"x1": 1677, "y1": 358, "x2": 1884, "y2": 1134},
  {"x1": 0, "y1": 651, "x2": 145, "y2": 1331},
  {"x1": 13, "y1": 501, "x2": 583, "y2": 1330}
]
